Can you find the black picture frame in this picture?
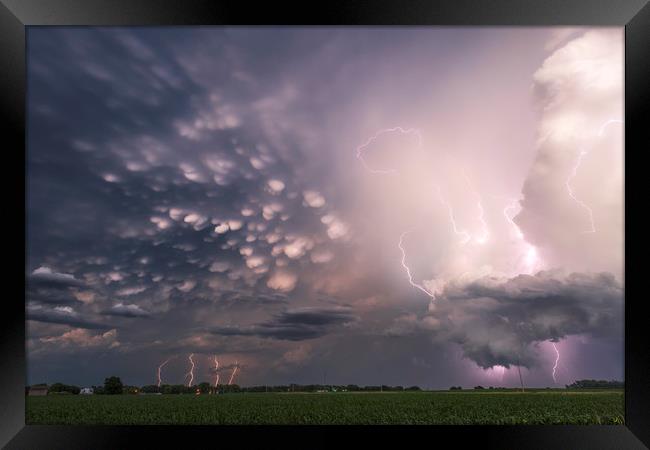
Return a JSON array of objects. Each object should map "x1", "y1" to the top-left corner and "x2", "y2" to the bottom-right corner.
[{"x1": 1, "y1": 0, "x2": 648, "y2": 448}]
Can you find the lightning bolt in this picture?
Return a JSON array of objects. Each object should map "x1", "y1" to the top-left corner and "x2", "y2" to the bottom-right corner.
[
  {"x1": 565, "y1": 118, "x2": 623, "y2": 234},
  {"x1": 185, "y1": 353, "x2": 195, "y2": 387},
  {"x1": 503, "y1": 198, "x2": 524, "y2": 240},
  {"x1": 355, "y1": 127, "x2": 422, "y2": 175},
  {"x1": 213, "y1": 355, "x2": 220, "y2": 387},
  {"x1": 156, "y1": 357, "x2": 173, "y2": 387},
  {"x1": 462, "y1": 170, "x2": 489, "y2": 244},
  {"x1": 228, "y1": 360, "x2": 239, "y2": 385},
  {"x1": 436, "y1": 186, "x2": 471, "y2": 245},
  {"x1": 597, "y1": 119, "x2": 623, "y2": 137},
  {"x1": 552, "y1": 342, "x2": 560, "y2": 384},
  {"x1": 566, "y1": 148, "x2": 596, "y2": 234},
  {"x1": 498, "y1": 196, "x2": 540, "y2": 274},
  {"x1": 398, "y1": 230, "x2": 436, "y2": 298}
]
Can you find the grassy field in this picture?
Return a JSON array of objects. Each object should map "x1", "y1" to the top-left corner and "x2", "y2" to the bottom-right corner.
[{"x1": 26, "y1": 390, "x2": 624, "y2": 425}]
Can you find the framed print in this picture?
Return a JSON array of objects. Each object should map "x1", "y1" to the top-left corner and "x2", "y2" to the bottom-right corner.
[{"x1": 1, "y1": 0, "x2": 648, "y2": 448}]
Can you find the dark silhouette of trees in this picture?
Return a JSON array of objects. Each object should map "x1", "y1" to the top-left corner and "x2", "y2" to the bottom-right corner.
[
  {"x1": 565, "y1": 379, "x2": 623, "y2": 389},
  {"x1": 197, "y1": 382, "x2": 211, "y2": 394},
  {"x1": 140, "y1": 385, "x2": 160, "y2": 394},
  {"x1": 104, "y1": 376, "x2": 123, "y2": 395},
  {"x1": 49, "y1": 383, "x2": 80, "y2": 395}
]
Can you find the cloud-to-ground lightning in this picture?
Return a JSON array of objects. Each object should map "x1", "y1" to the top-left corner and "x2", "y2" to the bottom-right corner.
[
  {"x1": 185, "y1": 353, "x2": 195, "y2": 387},
  {"x1": 228, "y1": 360, "x2": 240, "y2": 385},
  {"x1": 566, "y1": 148, "x2": 596, "y2": 234},
  {"x1": 156, "y1": 357, "x2": 173, "y2": 387},
  {"x1": 355, "y1": 127, "x2": 422, "y2": 175},
  {"x1": 398, "y1": 230, "x2": 436, "y2": 298},
  {"x1": 213, "y1": 355, "x2": 220, "y2": 387},
  {"x1": 552, "y1": 342, "x2": 560, "y2": 384}
]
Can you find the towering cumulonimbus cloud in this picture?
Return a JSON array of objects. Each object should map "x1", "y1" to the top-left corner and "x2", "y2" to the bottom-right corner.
[
  {"x1": 381, "y1": 29, "x2": 623, "y2": 372},
  {"x1": 514, "y1": 29, "x2": 623, "y2": 278}
]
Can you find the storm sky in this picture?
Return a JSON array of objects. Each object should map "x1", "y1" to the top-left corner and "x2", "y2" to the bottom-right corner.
[{"x1": 26, "y1": 27, "x2": 623, "y2": 389}]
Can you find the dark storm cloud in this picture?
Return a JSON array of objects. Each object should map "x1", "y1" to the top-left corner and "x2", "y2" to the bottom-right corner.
[
  {"x1": 27, "y1": 267, "x2": 85, "y2": 305},
  {"x1": 209, "y1": 307, "x2": 358, "y2": 341},
  {"x1": 25, "y1": 27, "x2": 623, "y2": 389},
  {"x1": 387, "y1": 270, "x2": 623, "y2": 369},
  {"x1": 27, "y1": 267, "x2": 84, "y2": 289},
  {"x1": 27, "y1": 305, "x2": 110, "y2": 330},
  {"x1": 27, "y1": 287, "x2": 81, "y2": 305},
  {"x1": 275, "y1": 307, "x2": 358, "y2": 326}
]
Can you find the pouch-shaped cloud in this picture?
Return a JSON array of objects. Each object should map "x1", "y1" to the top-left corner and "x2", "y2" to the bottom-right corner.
[
  {"x1": 116, "y1": 286, "x2": 147, "y2": 296},
  {"x1": 266, "y1": 269, "x2": 298, "y2": 292},
  {"x1": 105, "y1": 302, "x2": 151, "y2": 318},
  {"x1": 40, "y1": 328, "x2": 120, "y2": 349},
  {"x1": 310, "y1": 248, "x2": 334, "y2": 264},
  {"x1": 303, "y1": 190, "x2": 325, "y2": 208},
  {"x1": 267, "y1": 179, "x2": 285, "y2": 193}
]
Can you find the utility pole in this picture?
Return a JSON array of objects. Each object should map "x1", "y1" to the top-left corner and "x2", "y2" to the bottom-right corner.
[{"x1": 516, "y1": 356, "x2": 525, "y2": 392}]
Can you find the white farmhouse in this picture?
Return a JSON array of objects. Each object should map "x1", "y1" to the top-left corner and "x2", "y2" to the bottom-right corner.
[{"x1": 80, "y1": 387, "x2": 94, "y2": 395}]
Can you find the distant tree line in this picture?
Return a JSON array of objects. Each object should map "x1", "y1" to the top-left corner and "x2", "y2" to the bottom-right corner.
[
  {"x1": 28, "y1": 377, "x2": 625, "y2": 395},
  {"x1": 28, "y1": 378, "x2": 423, "y2": 395},
  {"x1": 48, "y1": 383, "x2": 80, "y2": 395},
  {"x1": 565, "y1": 379, "x2": 624, "y2": 389}
]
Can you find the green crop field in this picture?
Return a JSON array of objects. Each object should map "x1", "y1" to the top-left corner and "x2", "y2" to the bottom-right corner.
[{"x1": 26, "y1": 390, "x2": 624, "y2": 425}]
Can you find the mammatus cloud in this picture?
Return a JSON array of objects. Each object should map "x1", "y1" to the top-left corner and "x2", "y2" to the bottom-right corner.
[
  {"x1": 104, "y1": 302, "x2": 151, "y2": 318},
  {"x1": 387, "y1": 270, "x2": 623, "y2": 369},
  {"x1": 39, "y1": 328, "x2": 120, "y2": 349}
]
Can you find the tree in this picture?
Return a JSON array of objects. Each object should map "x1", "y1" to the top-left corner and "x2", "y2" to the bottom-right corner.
[
  {"x1": 49, "y1": 383, "x2": 80, "y2": 395},
  {"x1": 140, "y1": 385, "x2": 160, "y2": 394},
  {"x1": 169, "y1": 384, "x2": 184, "y2": 394},
  {"x1": 197, "y1": 382, "x2": 211, "y2": 394},
  {"x1": 104, "y1": 376, "x2": 123, "y2": 395},
  {"x1": 123, "y1": 385, "x2": 139, "y2": 395},
  {"x1": 566, "y1": 379, "x2": 623, "y2": 389}
]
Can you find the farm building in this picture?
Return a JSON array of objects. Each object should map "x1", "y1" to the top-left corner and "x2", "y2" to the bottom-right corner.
[
  {"x1": 28, "y1": 385, "x2": 48, "y2": 396},
  {"x1": 80, "y1": 387, "x2": 94, "y2": 395}
]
